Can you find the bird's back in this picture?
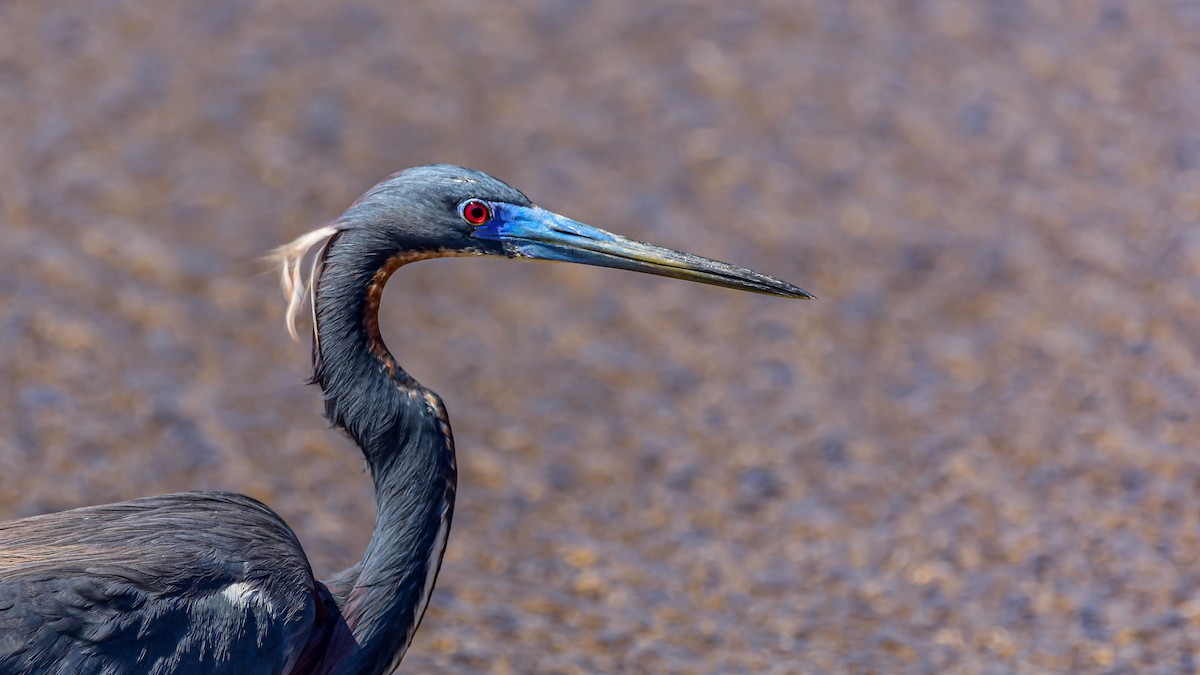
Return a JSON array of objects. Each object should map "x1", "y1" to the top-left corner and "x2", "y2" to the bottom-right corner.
[{"x1": 0, "y1": 492, "x2": 336, "y2": 675}]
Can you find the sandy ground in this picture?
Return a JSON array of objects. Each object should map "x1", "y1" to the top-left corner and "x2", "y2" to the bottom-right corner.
[{"x1": 1, "y1": 1, "x2": 1198, "y2": 672}]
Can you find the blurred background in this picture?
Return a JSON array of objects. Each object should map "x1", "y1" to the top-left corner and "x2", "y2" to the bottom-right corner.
[{"x1": 0, "y1": 1, "x2": 1197, "y2": 672}]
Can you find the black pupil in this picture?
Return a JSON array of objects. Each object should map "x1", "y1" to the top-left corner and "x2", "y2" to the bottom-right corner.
[{"x1": 467, "y1": 203, "x2": 486, "y2": 222}]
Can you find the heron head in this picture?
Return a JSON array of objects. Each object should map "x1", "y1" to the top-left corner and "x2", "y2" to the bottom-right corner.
[
  {"x1": 274, "y1": 164, "x2": 812, "y2": 339},
  {"x1": 342, "y1": 164, "x2": 813, "y2": 296},
  {"x1": 334, "y1": 164, "x2": 533, "y2": 256}
]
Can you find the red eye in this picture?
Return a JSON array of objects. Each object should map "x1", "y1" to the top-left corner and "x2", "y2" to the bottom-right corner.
[{"x1": 459, "y1": 199, "x2": 492, "y2": 226}]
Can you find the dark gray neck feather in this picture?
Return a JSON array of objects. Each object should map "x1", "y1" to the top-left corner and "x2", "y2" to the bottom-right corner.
[{"x1": 312, "y1": 230, "x2": 457, "y2": 675}]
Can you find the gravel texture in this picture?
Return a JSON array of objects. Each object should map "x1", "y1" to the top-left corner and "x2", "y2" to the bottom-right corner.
[{"x1": 0, "y1": 2, "x2": 1197, "y2": 672}]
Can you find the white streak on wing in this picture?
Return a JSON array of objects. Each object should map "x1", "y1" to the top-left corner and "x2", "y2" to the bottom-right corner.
[{"x1": 220, "y1": 582, "x2": 275, "y2": 614}]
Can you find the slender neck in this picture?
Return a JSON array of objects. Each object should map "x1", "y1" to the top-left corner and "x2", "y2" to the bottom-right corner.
[{"x1": 312, "y1": 231, "x2": 457, "y2": 675}]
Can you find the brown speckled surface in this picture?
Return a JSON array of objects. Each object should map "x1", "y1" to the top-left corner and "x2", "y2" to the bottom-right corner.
[{"x1": 1, "y1": 1, "x2": 1198, "y2": 672}]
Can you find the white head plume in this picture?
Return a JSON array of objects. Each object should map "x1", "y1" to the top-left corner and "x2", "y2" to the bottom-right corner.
[{"x1": 270, "y1": 225, "x2": 341, "y2": 341}]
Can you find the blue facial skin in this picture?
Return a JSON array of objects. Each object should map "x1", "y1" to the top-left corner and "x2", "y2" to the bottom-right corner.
[
  {"x1": 468, "y1": 202, "x2": 815, "y2": 299},
  {"x1": 470, "y1": 202, "x2": 623, "y2": 263}
]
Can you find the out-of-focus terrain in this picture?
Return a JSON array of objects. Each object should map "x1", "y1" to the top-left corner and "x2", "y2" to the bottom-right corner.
[{"x1": 1, "y1": 2, "x2": 1198, "y2": 672}]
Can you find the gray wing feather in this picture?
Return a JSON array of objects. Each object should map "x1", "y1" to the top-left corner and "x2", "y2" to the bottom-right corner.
[{"x1": 0, "y1": 492, "x2": 323, "y2": 675}]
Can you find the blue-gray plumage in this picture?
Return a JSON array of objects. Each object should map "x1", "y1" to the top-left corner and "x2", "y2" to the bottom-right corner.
[{"x1": 0, "y1": 165, "x2": 812, "y2": 674}]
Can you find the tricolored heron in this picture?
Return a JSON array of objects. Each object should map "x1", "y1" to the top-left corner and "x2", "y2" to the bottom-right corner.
[{"x1": 0, "y1": 165, "x2": 812, "y2": 674}]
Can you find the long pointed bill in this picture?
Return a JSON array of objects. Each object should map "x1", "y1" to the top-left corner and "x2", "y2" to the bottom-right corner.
[{"x1": 473, "y1": 204, "x2": 814, "y2": 299}]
